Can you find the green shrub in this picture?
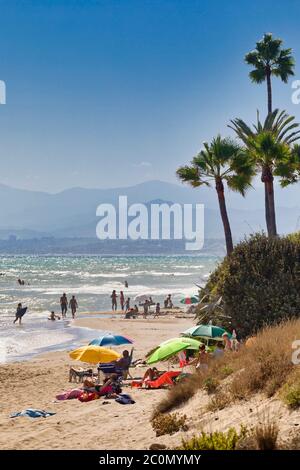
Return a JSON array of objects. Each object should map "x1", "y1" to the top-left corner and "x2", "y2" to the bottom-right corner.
[
  {"x1": 199, "y1": 233, "x2": 300, "y2": 337},
  {"x1": 220, "y1": 365, "x2": 234, "y2": 378},
  {"x1": 203, "y1": 376, "x2": 219, "y2": 394},
  {"x1": 151, "y1": 413, "x2": 188, "y2": 437},
  {"x1": 178, "y1": 427, "x2": 247, "y2": 450},
  {"x1": 281, "y1": 380, "x2": 300, "y2": 409}
]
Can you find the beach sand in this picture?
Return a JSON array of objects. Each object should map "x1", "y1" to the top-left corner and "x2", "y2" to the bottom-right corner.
[
  {"x1": 1, "y1": 314, "x2": 299, "y2": 450},
  {"x1": 0, "y1": 315, "x2": 192, "y2": 450}
]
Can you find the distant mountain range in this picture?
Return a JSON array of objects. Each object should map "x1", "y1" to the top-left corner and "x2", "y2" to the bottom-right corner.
[{"x1": 0, "y1": 180, "x2": 300, "y2": 246}]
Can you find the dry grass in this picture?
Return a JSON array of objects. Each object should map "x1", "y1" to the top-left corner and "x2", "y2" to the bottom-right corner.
[
  {"x1": 155, "y1": 318, "x2": 300, "y2": 414},
  {"x1": 254, "y1": 421, "x2": 279, "y2": 450},
  {"x1": 206, "y1": 391, "x2": 231, "y2": 412},
  {"x1": 151, "y1": 413, "x2": 188, "y2": 437}
]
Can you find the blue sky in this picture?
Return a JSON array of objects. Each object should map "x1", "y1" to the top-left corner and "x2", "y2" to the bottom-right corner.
[{"x1": 0, "y1": 0, "x2": 300, "y2": 192}]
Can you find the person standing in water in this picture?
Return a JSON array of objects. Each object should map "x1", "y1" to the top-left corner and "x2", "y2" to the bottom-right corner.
[
  {"x1": 111, "y1": 290, "x2": 117, "y2": 311},
  {"x1": 13, "y1": 303, "x2": 25, "y2": 325},
  {"x1": 69, "y1": 295, "x2": 78, "y2": 319},
  {"x1": 120, "y1": 291, "x2": 125, "y2": 311},
  {"x1": 60, "y1": 293, "x2": 68, "y2": 318}
]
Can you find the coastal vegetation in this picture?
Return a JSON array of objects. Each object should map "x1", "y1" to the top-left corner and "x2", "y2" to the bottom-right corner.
[
  {"x1": 155, "y1": 318, "x2": 300, "y2": 415},
  {"x1": 199, "y1": 233, "x2": 300, "y2": 337}
]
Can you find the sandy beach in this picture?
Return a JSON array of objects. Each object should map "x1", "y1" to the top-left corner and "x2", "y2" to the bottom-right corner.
[
  {"x1": 0, "y1": 315, "x2": 194, "y2": 450},
  {"x1": 1, "y1": 314, "x2": 300, "y2": 450}
]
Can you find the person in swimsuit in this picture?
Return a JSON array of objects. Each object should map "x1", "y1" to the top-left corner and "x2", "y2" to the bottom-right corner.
[
  {"x1": 111, "y1": 290, "x2": 117, "y2": 311},
  {"x1": 69, "y1": 295, "x2": 78, "y2": 319},
  {"x1": 13, "y1": 303, "x2": 24, "y2": 325},
  {"x1": 60, "y1": 293, "x2": 68, "y2": 318},
  {"x1": 120, "y1": 291, "x2": 125, "y2": 311}
]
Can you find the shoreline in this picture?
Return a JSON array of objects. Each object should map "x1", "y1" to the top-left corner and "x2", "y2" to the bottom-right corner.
[{"x1": 1, "y1": 308, "x2": 191, "y2": 364}]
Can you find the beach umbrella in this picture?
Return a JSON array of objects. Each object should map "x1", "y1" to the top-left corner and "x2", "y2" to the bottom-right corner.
[
  {"x1": 160, "y1": 336, "x2": 203, "y2": 350},
  {"x1": 89, "y1": 333, "x2": 133, "y2": 347},
  {"x1": 180, "y1": 295, "x2": 199, "y2": 305},
  {"x1": 69, "y1": 345, "x2": 121, "y2": 364},
  {"x1": 134, "y1": 294, "x2": 150, "y2": 302},
  {"x1": 182, "y1": 324, "x2": 231, "y2": 341},
  {"x1": 147, "y1": 341, "x2": 188, "y2": 365}
]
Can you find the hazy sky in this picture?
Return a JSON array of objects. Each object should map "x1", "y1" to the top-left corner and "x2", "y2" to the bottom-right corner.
[{"x1": 0, "y1": 0, "x2": 300, "y2": 192}]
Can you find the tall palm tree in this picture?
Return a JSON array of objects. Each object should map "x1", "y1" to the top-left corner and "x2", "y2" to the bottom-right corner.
[
  {"x1": 176, "y1": 135, "x2": 254, "y2": 255},
  {"x1": 245, "y1": 34, "x2": 295, "y2": 228},
  {"x1": 229, "y1": 110, "x2": 300, "y2": 236},
  {"x1": 245, "y1": 33, "x2": 295, "y2": 114}
]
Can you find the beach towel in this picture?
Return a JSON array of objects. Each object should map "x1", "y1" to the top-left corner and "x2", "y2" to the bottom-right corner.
[
  {"x1": 10, "y1": 408, "x2": 55, "y2": 419},
  {"x1": 56, "y1": 389, "x2": 82, "y2": 400},
  {"x1": 115, "y1": 393, "x2": 135, "y2": 405},
  {"x1": 145, "y1": 371, "x2": 181, "y2": 389},
  {"x1": 78, "y1": 391, "x2": 99, "y2": 402}
]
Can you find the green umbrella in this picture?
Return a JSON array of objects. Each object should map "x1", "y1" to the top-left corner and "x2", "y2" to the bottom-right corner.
[
  {"x1": 147, "y1": 341, "x2": 189, "y2": 365},
  {"x1": 160, "y1": 336, "x2": 203, "y2": 350},
  {"x1": 182, "y1": 324, "x2": 231, "y2": 341},
  {"x1": 180, "y1": 295, "x2": 199, "y2": 305}
]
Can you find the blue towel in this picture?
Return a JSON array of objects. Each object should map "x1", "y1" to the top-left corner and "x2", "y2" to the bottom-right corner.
[
  {"x1": 115, "y1": 393, "x2": 135, "y2": 405},
  {"x1": 10, "y1": 408, "x2": 56, "y2": 418}
]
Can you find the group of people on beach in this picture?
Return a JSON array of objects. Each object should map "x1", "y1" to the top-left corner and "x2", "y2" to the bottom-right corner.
[
  {"x1": 110, "y1": 290, "x2": 163, "y2": 319},
  {"x1": 13, "y1": 293, "x2": 79, "y2": 325}
]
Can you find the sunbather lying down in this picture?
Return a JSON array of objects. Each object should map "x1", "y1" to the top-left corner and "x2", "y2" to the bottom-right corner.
[
  {"x1": 131, "y1": 369, "x2": 181, "y2": 389},
  {"x1": 57, "y1": 374, "x2": 122, "y2": 402},
  {"x1": 142, "y1": 367, "x2": 164, "y2": 382}
]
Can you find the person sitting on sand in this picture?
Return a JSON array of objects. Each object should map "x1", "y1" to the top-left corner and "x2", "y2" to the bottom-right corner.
[
  {"x1": 69, "y1": 295, "x2": 78, "y2": 319},
  {"x1": 48, "y1": 311, "x2": 60, "y2": 321},
  {"x1": 134, "y1": 304, "x2": 139, "y2": 314},
  {"x1": 82, "y1": 374, "x2": 121, "y2": 397}
]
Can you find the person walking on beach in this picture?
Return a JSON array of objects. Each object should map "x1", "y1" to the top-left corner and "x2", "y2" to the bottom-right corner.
[
  {"x1": 125, "y1": 297, "x2": 130, "y2": 312},
  {"x1": 120, "y1": 291, "x2": 125, "y2": 311},
  {"x1": 13, "y1": 303, "x2": 26, "y2": 325},
  {"x1": 111, "y1": 290, "x2": 117, "y2": 311},
  {"x1": 154, "y1": 302, "x2": 160, "y2": 318},
  {"x1": 60, "y1": 293, "x2": 68, "y2": 318},
  {"x1": 69, "y1": 295, "x2": 78, "y2": 319}
]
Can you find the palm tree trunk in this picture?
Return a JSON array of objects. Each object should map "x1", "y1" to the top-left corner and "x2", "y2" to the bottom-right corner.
[
  {"x1": 266, "y1": 178, "x2": 277, "y2": 237},
  {"x1": 215, "y1": 178, "x2": 233, "y2": 255},
  {"x1": 262, "y1": 166, "x2": 277, "y2": 237},
  {"x1": 266, "y1": 68, "x2": 272, "y2": 114},
  {"x1": 263, "y1": 180, "x2": 272, "y2": 235}
]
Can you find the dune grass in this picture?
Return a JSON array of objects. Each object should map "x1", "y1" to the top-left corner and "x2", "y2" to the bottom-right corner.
[{"x1": 154, "y1": 318, "x2": 300, "y2": 415}]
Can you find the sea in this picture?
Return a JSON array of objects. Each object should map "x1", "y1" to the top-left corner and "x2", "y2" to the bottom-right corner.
[{"x1": 0, "y1": 255, "x2": 219, "y2": 363}]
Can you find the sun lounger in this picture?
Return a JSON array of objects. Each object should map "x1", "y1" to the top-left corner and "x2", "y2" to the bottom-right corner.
[{"x1": 69, "y1": 367, "x2": 98, "y2": 383}]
